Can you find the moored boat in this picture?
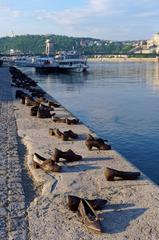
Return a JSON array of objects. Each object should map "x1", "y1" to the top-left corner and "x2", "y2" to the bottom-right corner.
[
  {"x1": 33, "y1": 57, "x2": 59, "y2": 73},
  {"x1": 55, "y1": 51, "x2": 88, "y2": 73}
]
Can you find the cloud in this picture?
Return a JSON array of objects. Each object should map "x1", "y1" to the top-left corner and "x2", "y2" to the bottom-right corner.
[
  {"x1": 89, "y1": 0, "x2": 109, "y2": 11},
  {"x1": 0, "y1": 4, "x2": 25, "y2": 18},
  {"x1": 136, "y1": 11, "x2": 159, "y2": 17},
  {"x1": 34, "y1": 0, "x2": 123, "y2": 27}
]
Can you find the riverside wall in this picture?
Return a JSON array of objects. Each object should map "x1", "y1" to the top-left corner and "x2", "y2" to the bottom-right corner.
[{"x1": 0, "y1": 66, "x2": 159, "y2": 240}]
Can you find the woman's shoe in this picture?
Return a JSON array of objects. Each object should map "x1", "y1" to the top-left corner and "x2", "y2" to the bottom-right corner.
[
  {"x1": 78, "y1": 199, "x2": 102, "y2": 234},
  {"x1": 104, "y1": 167, "x2": 140, "y2": 181},
  {"x1": 33, "y1": 153, "x2": 61, "y2": 172}
]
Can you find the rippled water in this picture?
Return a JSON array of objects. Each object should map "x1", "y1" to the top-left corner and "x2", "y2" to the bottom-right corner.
[{"x1": 22, "y1": 61, "x2": 159, "y2": 184}]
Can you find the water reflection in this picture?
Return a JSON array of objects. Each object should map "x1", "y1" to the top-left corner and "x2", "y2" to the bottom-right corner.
[{"x1": 21, "y1": 62, "x2": 159, "y2": 184}]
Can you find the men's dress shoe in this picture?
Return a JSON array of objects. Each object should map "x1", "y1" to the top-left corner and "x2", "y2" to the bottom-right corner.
[
  {"x1": 49, "y1": 128, "x2": 78, "y2": 141},
  {"x1": 104, "y1": 167, "x2": 141, "y2": 181},
  {"x1": 78, "y1": 199, "x2": 102, "y2": 234},
  {"x1": 37, "y1": 105, "x2": 55, "y2": 118},
  {"x1": 30, "y1": 105, "x2": 39, "y2": 116},
  {"x1": 85, "y1": 134, "x2": 111, "y2": 150},
  {"x1": 52, "y1": 116, "x2": 66, "y2": 123},
  {"x1": 33, "y1": 153, "x2": 61, "y2": 172},
  {"x1": 68, "y1": 195, "x2": 107, "y2": 212},
  {"x1": 48, "y1": 101, "x2": 60, "y2": 108},
  {"x1": 63, "y1": 130, "x2": 78, "y2": 140},
  {"x1": 66, "y1": 118, "x2": 79, "y2": 125},
  {"x1": 52, "y1": 148, "x2": 82, "y2": 162}
]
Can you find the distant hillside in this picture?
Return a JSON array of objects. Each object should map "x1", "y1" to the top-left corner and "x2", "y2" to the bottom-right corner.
[{"x1": 0, "y1": 34, "x2": 135, "y2": 55}]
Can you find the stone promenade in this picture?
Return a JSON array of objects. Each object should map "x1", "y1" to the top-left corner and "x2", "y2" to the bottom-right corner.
[{"x1": 0, "y1": 66, "x2": 159, "y2": 240}]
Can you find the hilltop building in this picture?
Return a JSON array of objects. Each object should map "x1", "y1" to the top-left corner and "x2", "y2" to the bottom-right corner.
[{"x1": 134, "y1": 33, "x2": 159, "y2": 54}]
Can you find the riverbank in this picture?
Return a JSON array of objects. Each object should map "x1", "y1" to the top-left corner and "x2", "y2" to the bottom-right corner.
[
  {"x1": 1, "y1": 66, "x2": 159, "y2": 239},
  {"x1": 88, "y1": 57, "x2": 159, "y2": 62}
]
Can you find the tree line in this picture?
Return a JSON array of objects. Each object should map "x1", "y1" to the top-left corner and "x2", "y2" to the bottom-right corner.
[{"x1": 0, "y1": 34, "x2": 134, "y2": 55}]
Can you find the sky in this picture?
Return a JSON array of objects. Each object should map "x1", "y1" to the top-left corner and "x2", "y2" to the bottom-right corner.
[{"x1": 0, "y1": 0, "x2": 159, "y2": 40}]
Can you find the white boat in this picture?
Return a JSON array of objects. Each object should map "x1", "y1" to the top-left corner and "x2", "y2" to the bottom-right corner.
[
  {"x1": 55, "y1": 51, "x2": 88, "y2": 73},
  {"x1": 13, "y1": 57, "x2": 34, "y2": 67},
  {"x1": 13, "y1": 51, "x2": 89, "y2": 74},
  {"x1": 33, "y1": 57, "x2": 59, "y2": 73}
]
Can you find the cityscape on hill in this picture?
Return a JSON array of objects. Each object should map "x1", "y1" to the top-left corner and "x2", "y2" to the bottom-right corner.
[{"x1": 0, "y1": 33, "x2": 159, "y2": 56}]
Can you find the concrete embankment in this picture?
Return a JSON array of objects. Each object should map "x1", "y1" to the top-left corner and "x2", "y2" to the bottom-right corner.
[{"x1": 0, "y1": 66, "x2": 159, "y2": 240}]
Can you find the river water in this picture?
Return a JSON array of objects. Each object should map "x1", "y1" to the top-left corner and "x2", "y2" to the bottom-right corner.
[{"x1": 22, "y1": 61, "x2": 159, "y2": 184}]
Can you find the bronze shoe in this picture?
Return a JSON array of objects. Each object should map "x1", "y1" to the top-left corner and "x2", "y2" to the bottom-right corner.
[
  {"x1": 49, "y1": 128, "x2": 68, "y2": 140},
  {"x1": 52, "y1": 148, "x2": 82, "y2": 162},
  {"x1": 25, "y1": 96, "x2": 36, "y2": 106},
  {"x1": 104, "y1": 167, "x2": 141, "y2": 181},
  {"x1": 37, "y1": 105, "x2": 55, "y2": 118},
  {"x1": 33, "y1": 153, "x2": 61, "y2": 172},
  {"x1": 49, "y1": 128, "x2": 62, "y2": 137},
  {"x1": 85, "y1": 134, "x2": 111, "y2": 150},
  {"x1": 30, "y1": 105, "x2": 39, "y2": 116},
  {"x1": 68, "y1": 195, "x2": 107, "y2": 212},
  {"x1": 78, "y1": 199, "x2": 102, "y2": 234},
  {"x1": 48, "y1": 101, "x2": 60, "y2": 108},
  {"x1": 63, "y1": 130, "x2": 78, "y2": 140},
  {"x1": 52, "y1": 116, "x2": 66, "y2": 123},
  {"x1": 66, "y1": 118, "x2": 79, "y2": 125},
  {"x1": 20, "y1": 96, "x2": 25, "y2": 104}
]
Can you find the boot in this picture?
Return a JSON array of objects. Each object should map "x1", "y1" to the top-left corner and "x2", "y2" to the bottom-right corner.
[
  {"x1": 68, "y1": 195, "x2": 107, "y2": 212},
  {"x1": 104, "y1": 167, "x2": 140, "y2": 181},
  {"x1": 85, "y1": 134, "x2": 111, "y2": 150},
  {"x1": 33, "y1": 153, "x2": 61, "y2": 172},
  {"x1": 78, "y1": 199, "x2": 102, "y2": 234},
  {"x1": 53, "y1": 148, "x2": 82, "y2": 162}
]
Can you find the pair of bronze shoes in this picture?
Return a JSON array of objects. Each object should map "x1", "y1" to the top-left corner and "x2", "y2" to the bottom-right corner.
[
  {"x1": 48, "y1": 100, "x2": 60, "y2": 108},
  {"x1": 33, "y1": 153, "x2": 61, "y2": 172},
  {"x1": 68, "y1": 195, "x2": 107, "y2": 233},
  {"x1": 37, "y1": 104, "x2": 55, "y2": 118},
  {"x1": 85, "y1": 134, "x2": 111, "y2": 150},
  {"x1": 104, "y1": 167, "x2": 140, "y2": 181},
  {"x1": 49, "y1": 128, "x2": 78, "y2": 141},
  {"x1": 52, "y1": 116, "x2": 79, "y2": 125},
  {"x1": 53, "y1": 148, "x2": 82, "y2": 162}
]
